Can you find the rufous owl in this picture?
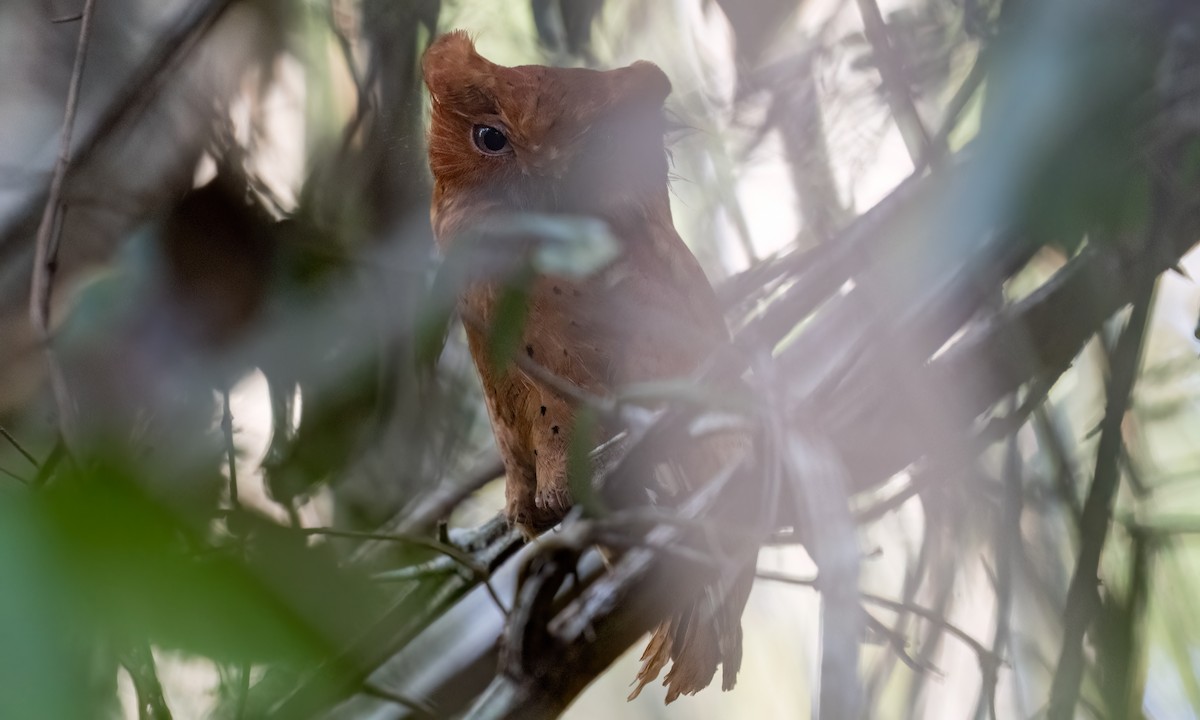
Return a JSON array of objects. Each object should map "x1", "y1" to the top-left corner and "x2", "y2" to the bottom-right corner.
[{"x1": 422, "y1": 31, "x2": 754, "y2": 703}]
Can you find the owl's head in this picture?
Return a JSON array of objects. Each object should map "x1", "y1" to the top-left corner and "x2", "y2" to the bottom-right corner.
[{"x1": 423, "y1": 31, "x2": 673, "y2": 229}]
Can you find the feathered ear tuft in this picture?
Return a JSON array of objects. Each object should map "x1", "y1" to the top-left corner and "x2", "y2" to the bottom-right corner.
[
  {"x1": 422, "y1": 30, "x2": 493, "y2": 106},
  {"x1": 617, "y1": 61, "x2": 672, "y2": 108}
]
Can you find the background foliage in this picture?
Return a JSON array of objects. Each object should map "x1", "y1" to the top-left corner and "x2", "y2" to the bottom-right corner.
[{"x1": 2, "y1": 0, "x2": 1200, "y2": 718}]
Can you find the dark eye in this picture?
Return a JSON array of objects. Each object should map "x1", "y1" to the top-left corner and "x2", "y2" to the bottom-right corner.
[{"x1": 472, "y1": 125, "x2": 510, "y2": 155}]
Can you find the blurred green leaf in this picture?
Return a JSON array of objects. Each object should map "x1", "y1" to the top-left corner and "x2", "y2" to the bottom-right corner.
[
  {"x1": 567, "y1": 406, "x2": 606, "y2": 517},
  {"x1": 488, "y1": 268, "x2": 533, "y2": 373},
  {"x1": 0, "y1": 492, "x2": 93, "y2": 720},
  {"x1": 41, "y1": 456, "x2": 377, "y2": 668},
  {"x1": 522, "y1": 215, "x2": 619, "y2": 278}
]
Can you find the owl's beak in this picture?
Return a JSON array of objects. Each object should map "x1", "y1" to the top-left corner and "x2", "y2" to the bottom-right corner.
[{"x1": 520, "y1": 143, "x2": 569, "y2": 179}]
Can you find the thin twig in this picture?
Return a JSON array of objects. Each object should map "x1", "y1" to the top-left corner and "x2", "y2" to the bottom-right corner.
[
  {"x1": 0, "y1": 426, "x2": 38, "y2": 470},
  {"x1": 29, "y1": 0, "x2": 97, "y2": 445},
  {"x1": 391, "y1": 457, "x2": 504, "y2": 534},
  {"x1": 32, "y1": 437, "x2": 65, "y2": 488},
  {"x1": 0, "y1": 466, "x2": 30, "y2": 486},
  {"x1": 371, "y1": 556, "x2": 459, "y2": 582},
  {"x1": 863, "y1": 610, "x2": 937, "y2": 675},
  {"x1": 919, "y1": 46, "x2": 990, "y2": 172},
  {"x1": 1033, "y1": 402, "x2": 1084, "y2": 526},
  {"x1": 1046, "y1": 283, "x2": 1155, "y2": 719},
  {"x1": 301, "y1": 525, "x2": 510, "y2": 617},
  {"x1": 361, "y1": 681, "x2": 437, "y2": 718},
  {"x1": 302, "y1": 527, "x2": 484, "y2": 574},
  {"x1": 221, "y1": 389, "x2": 251, "y2": 720},
  {"x1": 755, "y1": 570, "x2": 998, "y2": 664},
  {"x1": 222, "y1": 390, "x2": 240, "y2": 510},
  {"x1": 974, "y1": 401, "x2": 1023, "y2": 720}
]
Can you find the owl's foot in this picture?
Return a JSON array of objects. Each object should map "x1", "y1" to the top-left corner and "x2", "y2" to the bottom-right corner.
[
  {"x1": 505, "y1": 485, "x2": 565, "y2": 537},
  {"x1": 535, "y1": 477, "x2": 572, "y2": 519}
]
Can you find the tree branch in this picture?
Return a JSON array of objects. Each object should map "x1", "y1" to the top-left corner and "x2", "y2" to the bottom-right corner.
[
  {"x1": 1046, "y1": 282, "x2": 1155, "y2": 719},
  {"x1": 854, "y1": 0, "x2": 938, "y2": 164},
  {"x1": 0, "y1": 0, "x2": 240, "y2": 252},
  {"x1": 28, "y1": 0, "x2": 98, "y2": 445}
]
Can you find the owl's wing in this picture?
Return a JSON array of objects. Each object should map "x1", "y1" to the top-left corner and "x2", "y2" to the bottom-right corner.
[
  {"x1": 601, "y1": 218, "x2": 728, "y2": 384},
  {"x1": 524, "y1": 227, "x2": 727, "y2": 394}
]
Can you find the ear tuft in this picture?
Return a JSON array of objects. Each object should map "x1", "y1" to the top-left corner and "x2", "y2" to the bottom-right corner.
[
  {"x1": 422, "y1": 30, "x2": 489, "y2": 98},
  {"x1": 622, "y1": 61, "x2": 672, "y2": 107}
]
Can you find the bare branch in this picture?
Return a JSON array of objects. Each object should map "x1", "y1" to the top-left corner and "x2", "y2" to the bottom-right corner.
[
  {"x1": 854, "y1": 0, "x2": 938, "y2": 164},
  {"x1": 28, "y1": 0, "x2": 98, "y2": 445},
  {"x1": 1046, "y1": 282, "x2": 1155, "y2": 719}
]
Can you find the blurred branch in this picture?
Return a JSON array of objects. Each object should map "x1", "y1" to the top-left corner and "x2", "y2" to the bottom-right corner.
[
  {"x1": 361, "y1": 680, "x2": 436, "y2": 718},
  {"x1": 1046, "y1": 280, "x2": 1155, "y2": 720},
  {"x1": 854, "y1": 0, "x2": 937, "y2": 164},
  {"x1": 756, "y1": 570, "x2": 998, "y2": 666},
  {"x1": 1033, "y1": 402, "x2": 1084, "y2": 525},
  {"x1": 1098, "y1": 527, "x2": 1151, "y2": 719},
  {"x1": 29, "y1": 0, "x2": 97, "y2": 446},
  {"x1": 120, "y1": 643, "x2": 173, "y2": 720},
  {"x1": 0, "y1": 0, "x2": 241, "y2": 250},
  {"x1": 222, "y1": 390, "x2": 240, "y2": 510},
  {"x1": 783, "y1": 427, "x2": 863, "y2": 719},
  {"x1": 221, "y1": 390, "x2": 250, "y2": 720},
  {"x1": 921, "y1": 47, "x2": 989, "y2": 172},
  {"x1": 0, "y1": 426, "x2": 38, "y2": 470},
  {"x1": 974, "y1": 408, "x2": 1022, "y2": 720},
  {"x1": 32, "y1": 439, "x2": 65, "y2": 489},
  {"x1": 299, "y1": 526, "x2": 498, "y2": 585},
  {"x1": 381, "y1": 456, "x2": 505, "y2": 537},
  {"x1": 0, "y1": 466, "x2": 29, "y2": 486}
]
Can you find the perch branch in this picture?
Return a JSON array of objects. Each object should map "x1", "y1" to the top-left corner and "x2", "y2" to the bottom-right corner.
[{"x1": 463, "y1": 459, "x2": 749, "y2": 720}]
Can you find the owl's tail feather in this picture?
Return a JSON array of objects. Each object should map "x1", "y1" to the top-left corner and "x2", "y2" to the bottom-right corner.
[{"x1": 627, "y1": 561, "x2": 755, "y2": 703}]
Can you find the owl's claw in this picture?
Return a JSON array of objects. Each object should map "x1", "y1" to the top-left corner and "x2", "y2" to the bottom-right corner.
[
  {"x1": 535, "y1": 481, "x2": 573, "y2": 518},
  {"x1": 506, "y1": 486, "x2": 570, "y2": 536}
]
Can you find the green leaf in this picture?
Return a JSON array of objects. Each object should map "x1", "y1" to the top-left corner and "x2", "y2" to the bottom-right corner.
[
  {"x1": 40, "y1": 457, "x2": 377, "y2": 668},
  {"x1": 617, "y1": 378, "x2": 756, "y2": 415},
  {"x1": 488, "y1": 267, "x2": 534, "y2": 372},
  {"x1": 497, "y1": 214, "x2": 618, "y2": 278},
  {"x1": 0, "y1": 493, "x2": 93, "y2": 719},
  {"x1": 566, "y1": 406, "x2": 607, "y2": 517}
]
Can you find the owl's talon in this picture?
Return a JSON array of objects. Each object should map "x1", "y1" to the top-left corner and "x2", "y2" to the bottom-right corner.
[{"x1": 535, "y1": 482, "x2": 573, "y2": 519}]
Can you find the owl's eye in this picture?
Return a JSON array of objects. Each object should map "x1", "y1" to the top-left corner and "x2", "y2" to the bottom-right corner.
[{"x1": 472, "y1": 125, "x2": 510, "y2": 155}]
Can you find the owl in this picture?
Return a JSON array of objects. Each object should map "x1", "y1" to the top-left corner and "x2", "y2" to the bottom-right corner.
[{"x1": 422, "y1": 31, "x2": 753, "y2": 703}]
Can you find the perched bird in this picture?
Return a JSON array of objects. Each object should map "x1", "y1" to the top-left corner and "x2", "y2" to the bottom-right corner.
[{"x1": 422, "y1": 31, "x2": 754, "y2": 703}]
